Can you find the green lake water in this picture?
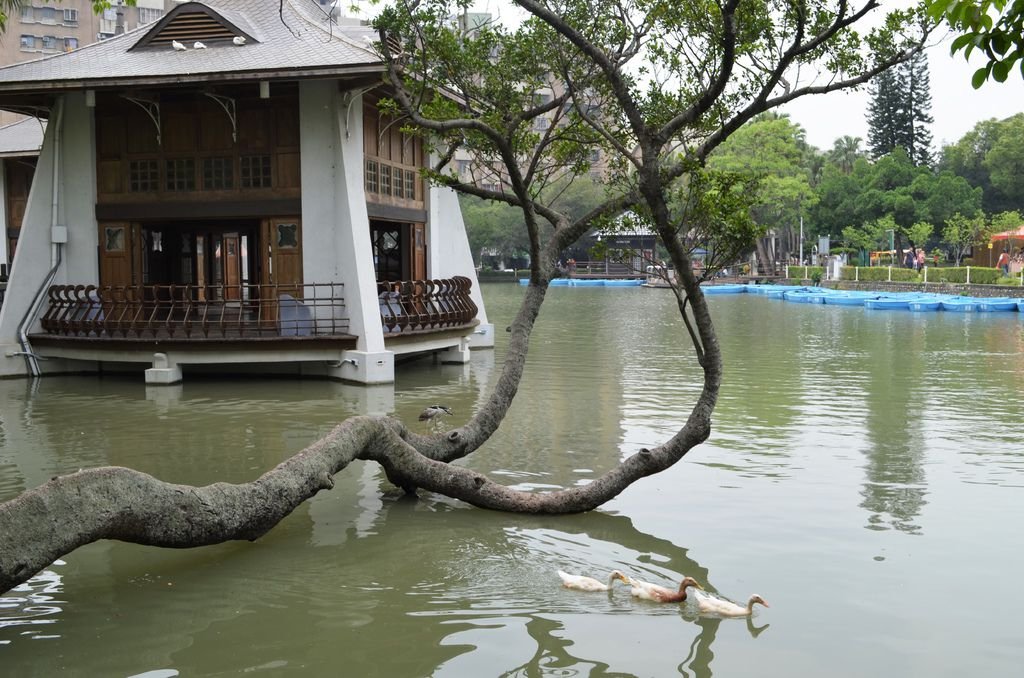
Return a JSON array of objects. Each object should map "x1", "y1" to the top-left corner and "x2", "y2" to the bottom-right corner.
[{"x1": 2, "y1": 283, "x2": 1023, "y2": 676}]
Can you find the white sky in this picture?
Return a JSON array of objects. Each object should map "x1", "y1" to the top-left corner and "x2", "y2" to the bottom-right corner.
[
  {"x1": 783, "y1": 36, "x2": 1024, "y2": 152},
  {"x1": 368, "y1": 1, "x2": 1024, "y2": 154}
]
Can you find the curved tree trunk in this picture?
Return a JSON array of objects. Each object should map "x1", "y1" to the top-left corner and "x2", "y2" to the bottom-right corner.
[{"x1": 0, "y1": 229, "x2": 721, "y2": 595}]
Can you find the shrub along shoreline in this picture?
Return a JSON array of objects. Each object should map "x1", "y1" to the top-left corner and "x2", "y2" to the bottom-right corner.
[
  {"x1": 783, "y1": 265, "x2": 1024, "y2": 298},
  {"x1": 786, "y1": 265, "x2": 1019, "y2": 286}
]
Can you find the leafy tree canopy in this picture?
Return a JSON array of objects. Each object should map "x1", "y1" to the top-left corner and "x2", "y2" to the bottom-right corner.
[
  {"x1": 812, "y1": 147, "x2": 980, "y2": 248},
  {"x1": 708, "y1": 114, "x2": 818, "y2": 236},
  {"x1": 939, "y1": 113, "x2": 1024, "y2": 212},
  {"x1": 927, "y1": 0, "x2": 1024, "y2": 86}
]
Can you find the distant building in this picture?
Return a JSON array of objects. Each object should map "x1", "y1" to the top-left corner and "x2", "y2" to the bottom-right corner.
[{"x1": 447, "y1": 12, "x2": 609, "y2": 190}]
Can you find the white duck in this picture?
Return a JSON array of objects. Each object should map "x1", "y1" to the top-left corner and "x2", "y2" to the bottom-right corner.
[
  {"x1": 695, "y1": 590, "x2": 769, "y2": 617},
  {"x1": 623, "y1": 574, "x2": 703, "y2": 603},
  {"x1": 557, "y1": 569, "x2": 628, "y2": 592}
]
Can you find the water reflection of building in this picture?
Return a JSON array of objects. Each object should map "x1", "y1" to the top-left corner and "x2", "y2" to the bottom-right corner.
[{"x1": 860, "y1": 319, "x2": 928, "y2": 534}]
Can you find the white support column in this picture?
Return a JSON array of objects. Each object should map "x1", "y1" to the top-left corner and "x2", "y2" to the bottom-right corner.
[
  {"x1": 326, "y1": 349, "x2": 394, "y2": 384},
  {"x1": 427, "y1": 172, "x2": 494, "y2": 349},
  {"x1": 0, "y1": 160, "x2": 8, "y2": 271},
  {"x1": 145, "y1": 352, "x2": 182, "y2": 385},
  {"x1": 439, "y1": 337, "x2": 471, "y2": 364},
  {"x1": 0, "y1": 93, "x2": 97, "y2": 378},
  {"x1": 299, "y1": 80, "x2": 394, "y2": 383}
]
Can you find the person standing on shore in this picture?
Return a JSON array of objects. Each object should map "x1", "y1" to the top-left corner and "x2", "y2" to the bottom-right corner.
[{"x1": 997, "y1": 249, "x2": 1011, "y2": 276}]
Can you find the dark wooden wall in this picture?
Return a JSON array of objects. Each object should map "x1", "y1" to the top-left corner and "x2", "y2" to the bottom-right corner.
[
  {"x1": 362, "y1": 96, "x2": 426, "y2": 213},
  {"x1": 95, "y1": 85, "x2": 300, "y2": 211}
]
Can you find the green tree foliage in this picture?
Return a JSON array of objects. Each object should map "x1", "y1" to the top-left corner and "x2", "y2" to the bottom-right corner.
[
  {"x1": 842, "y1": 215, "x2": 892, "y2": 253},
  {"x1": 461, "y1": 176, "x2": 608, "y2": 265},
  {"x1": 926, "y1": 0, "x2": 1024, "y2": 86},
  {"x1": 983, "y1": 114, "x2": 1024, "y2": 201},
  {"x1": 907, "y1": 220, "x2": 936, "y2": 246},
  {"x1": 460, "y1": 194, "x2": 533, "y2": 267},
  {"x1": 942, "y1": 212, "x2": 989, "y2": 264},
  {"x1": 827, "y1": 135, "x2": 866, "y2": 174},
  {"x1": 866, "y1": 52, "x2": 933, "y2": 165},
  {"x1": 708, "y1": 113, "x2": 818, "y2": 261},
  {"x1": 940, "y1": 113, "x2": 1024, "y2": 213},
  {"x1": 812, "y1": 148, "x2": 981, "y2": 250},
  {"x1": 866, "y1": 69, "x2": 905, "y2": 159},
  {"x1": 991, "y1": 208, "x2": 1023, "y2": 231}
]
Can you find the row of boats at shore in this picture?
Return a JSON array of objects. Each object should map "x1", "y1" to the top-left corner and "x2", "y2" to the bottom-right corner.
[
  {"x1": 519, "y1": 278, "x2": 1024, "y2": 312},
  {"x1": 706, "y1": 283, "x2": 1024, "y2": 312},
  {"x1": 520, "y1": 278, "x2": 645, "y2": 287}
]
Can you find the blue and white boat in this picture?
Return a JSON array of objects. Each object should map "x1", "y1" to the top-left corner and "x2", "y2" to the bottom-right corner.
[
  {"x1": 823, "y1": 291, "x2": 880, "y2": 306},
  {"x1": 702, "y1": 284, "x2": 750, "y2": 294},
  {"x1": 941, "y1": 298, "x2": 978, "y2": 312},
  {"x1": 783, "y1": 289, "x2": 820, "y2": 303},
  {"x1": 865, "y1": 297, "x2": 917, "y2": 310},
  {"x1": 908, "y1": 298, "x2": 943, "y2": 311},
  {"x1": 975, "y1": 297, "x2": 1018, "y2": 312}
]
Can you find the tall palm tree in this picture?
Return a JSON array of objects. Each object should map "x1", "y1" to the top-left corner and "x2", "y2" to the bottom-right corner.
[{"x1": 828, "y1": 135, "x2": 864, "y2": 174}]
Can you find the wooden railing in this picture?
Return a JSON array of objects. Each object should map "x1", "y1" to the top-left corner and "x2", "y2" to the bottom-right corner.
[
  {"x1": 39, "y1": 283, "x2": 348, "y2": 339},
  {"x1": 377, "y1": 276, "x2": 478, "y2": 334}
]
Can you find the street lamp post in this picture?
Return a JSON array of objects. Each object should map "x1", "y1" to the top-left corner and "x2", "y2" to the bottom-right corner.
[{"x1": 799, "y1": 214, "x2": 804, "y2": 266}]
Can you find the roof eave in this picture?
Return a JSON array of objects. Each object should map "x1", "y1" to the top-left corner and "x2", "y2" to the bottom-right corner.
[{"x1": 0, "y1": 64, "x2": 387, "y2": 95}]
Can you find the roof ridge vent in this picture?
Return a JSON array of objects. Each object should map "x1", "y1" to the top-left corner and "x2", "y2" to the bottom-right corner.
[{"x1": 130, "y1": 2, "x2": 258, "y2": 51}]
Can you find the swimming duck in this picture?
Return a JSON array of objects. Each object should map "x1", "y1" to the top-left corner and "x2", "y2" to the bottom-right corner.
[
  {"x1": 557, "y1": 569, "x2": 629, "y2": 592},
  {"x1": 624, "y1": 575, "x2": 703, "y2": 603},
  {"x1": 695, "y1": 591, "x2": 769, "y2": 617}
]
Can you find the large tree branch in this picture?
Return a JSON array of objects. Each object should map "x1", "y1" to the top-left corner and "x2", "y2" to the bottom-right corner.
[
  {"x1": 658, "y1": 0, "x2": 741, "y2": 143},
  {"x1": 698, "y1": 42, "x2": 923, "y2": 160},
  {"x1": 515, "y1": 0, "x2": 649, "y2": 139}
]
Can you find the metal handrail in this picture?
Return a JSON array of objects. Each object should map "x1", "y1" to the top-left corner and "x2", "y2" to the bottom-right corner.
[
  {"x1": 40, "y1": 283, "x2": 348, "y2": 339},
  {"x1": 377, "y1": 276, "x2": 478, "y2": 334}
]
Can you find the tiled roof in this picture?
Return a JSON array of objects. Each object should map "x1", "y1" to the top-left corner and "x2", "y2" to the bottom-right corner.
[
  {"x1": 0, "y1": 0, "x2": 384, "y2": 92},
  {"x1": 0, "y1": 118, "x2": 45, "y2": 157}
]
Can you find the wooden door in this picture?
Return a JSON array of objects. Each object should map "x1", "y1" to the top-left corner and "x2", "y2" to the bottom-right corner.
[
  {"x1": 260, "y1": 217, "x2": 303, "y2": 327},
  {"x1": 261, "y1": 218, "x2": 303, "y2": 293},
  {"x1": 223, "y1": 234, "x2": 241, "y2": 300},
  {"x1": 98, "y1": 221, "x2": 140, "y2": 287},
  {"x1": 412, "y1": 223, "x2": 426, "y2": 280}
]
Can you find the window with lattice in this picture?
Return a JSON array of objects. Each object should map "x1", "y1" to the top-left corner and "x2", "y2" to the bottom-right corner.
[
  {"x1": 404, "y1": 170, "x2": 416, "y2": 200},
  {"x1": 365, "y1": 160, "x2": 378, "y2": 193},
  {"x1": 165, "y1": 158, "x2": 195, "y2": 191},
  {"x1": 129, "y1": 159, "x2": 159, "y2": 192},
  {"x1": 202, "y1": 157, "x2": 233, "y2": 190},
  {"x1": 240, "y1": 155, "x2": 271, "y2": 188}
]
